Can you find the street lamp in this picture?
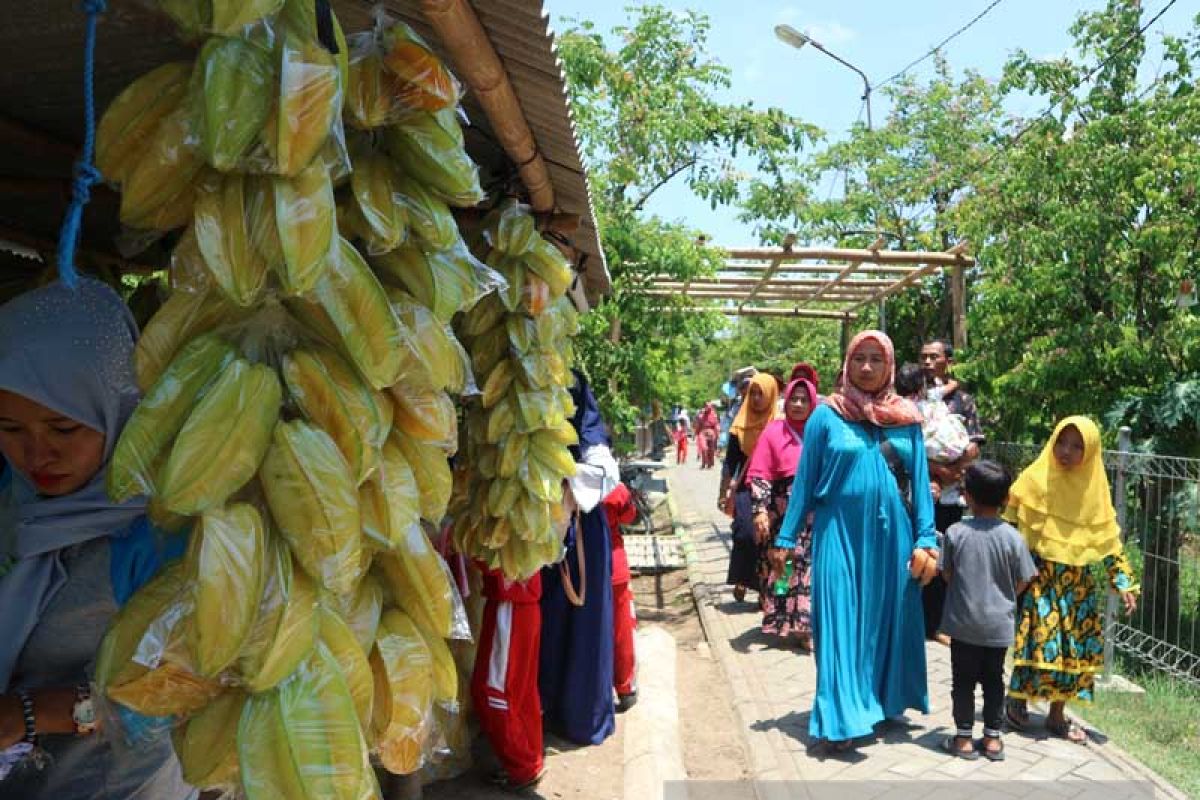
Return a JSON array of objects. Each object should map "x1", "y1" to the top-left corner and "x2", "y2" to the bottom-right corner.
[{"x1": 774, "y1": 24, "x2": 873, "y2": 130}]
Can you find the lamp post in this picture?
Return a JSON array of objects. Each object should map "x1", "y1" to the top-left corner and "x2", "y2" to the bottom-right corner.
[{"x1": 774, "y1": 24, "x2": 873, "y2": 130}]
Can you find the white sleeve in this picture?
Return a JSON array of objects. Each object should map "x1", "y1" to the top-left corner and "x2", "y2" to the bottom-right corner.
[{"x1": 567, "y1": 444, "x2": 620, "y2": 513}]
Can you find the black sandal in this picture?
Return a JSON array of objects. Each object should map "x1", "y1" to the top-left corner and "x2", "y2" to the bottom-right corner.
[
  {"x1": 1046, "y1": 717, "x2": 1087, "y2": 744},
  {"x1": 1004, "y1": 699, "x2": 1029, "y2": 731},
  {"x1": 979, "y1": 735, "x2": 1006, "y2": 762},
  {"x1": 941, "y1": 735, "x2": 980, "y2": 760}
]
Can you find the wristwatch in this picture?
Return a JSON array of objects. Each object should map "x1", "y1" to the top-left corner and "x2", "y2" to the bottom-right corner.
[{"x1": 72, "y1": 685, "x2": 97, "y2": 736}]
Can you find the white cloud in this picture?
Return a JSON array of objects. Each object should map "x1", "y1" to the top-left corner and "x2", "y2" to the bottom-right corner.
[
  {"x1": 803, "y1": 20, "x2": 856, "y2": 46},
  {"x1": 775, "y1": 6, "x2": 801, "y2": 25}
]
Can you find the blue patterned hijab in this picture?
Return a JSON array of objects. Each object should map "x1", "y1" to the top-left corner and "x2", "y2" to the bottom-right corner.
[{"x1": 0, "y1": 279, "x2": 145, "y2": 690}]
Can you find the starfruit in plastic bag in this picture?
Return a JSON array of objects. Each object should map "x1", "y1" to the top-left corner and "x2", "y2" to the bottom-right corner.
[
  {"x1": 275, "y1": 32, "x2": 343, "y2": 176},
  {"x1": 109, "y1": 333, "x2": 236, "y2": 502},
  {"x1": 361, "y1": 438, "x2": 421, "y2": 549},
  {"x1": 274, "y1": 160, "x2": 336, "y2": 294},
  {"x1": 526, "y1": 236, "x2": 576, "y2": 297},
  {"x1": 413, "y1": 623, "x2": 458, "y2": 711},
  {"x1": 349, "y1": 148, "x2": 407, "y2": 253},
  {"x1": 386, "y1": 292, "x2": 466, "y2": 393},
  {"x1": 496, "y1": 432, "x2": 528, "y2": 479},
  {"x1": 195, "y1": 34, "x2": 276, "y2": 172},
  {"x1": 391, "y1": 433, "x2": 452, "y2": 523},
  {"x1": 120, "y1": 105, "x2": 206, "y2": 231},
  {"x1": 384, "y1": 108, "x2": 483, "y2": 207},
  {"x1": 485, "y1": 395, "x2": 517, "y2": 444},
  {"x1": 346, "y1": 49, "x2": 402, "y2": 129},
  {"x1": 261, "y1": 419, "x2": 363, "y2": 595},
  {"x1": 482, "y1": 200, "x2": 539, "y2": 257},
  {"x1": 212, "y1": 0, "x2": 284, "y2": 35},
  {"x1": 107, "y1": 658, "x2": 225, "y2": 719},
  {"x1": 160, "y1": 359, "x2": 282, "y2": 515},
  {"x1": 194, "y1": 175, "x2": 271, "y2": 306},
  {"x1": 372, "y1": 239, "x2": 489, "y2": 323},
  {"x1": 381, "y1": 20, "x2": 459, "y2": 112},
  {"x1": 173, "y1": 690, "x2": 246, "y2": 789},
  {"x1": 480, "y1": 360, "x2": 514, "y2": 409},
  {"x1": 95, "y1": 562, "x2": 187, "y2": 693},
  {"x1": 96, "y1": 61, "x2": 192, "y2": 186},
  {"x1": 239, "y1": 643, "x2": 376, "y2": 800},
  {"x1": 238, "y1": 537, "x2": 318, "y2": 692},
  {"x1": 284, "y1": 349, "x2": 369, "y2": 485},
  {"x1": 187, "y1": 503, "x2": 268, "y2": 677},
  {"x1": 319, "y1": 605, "x2": 374, "y2": 733},
  {"x1": 309, "y1": 345, "x2": 393, "y2": 466},
  {"x1": 529, "y1": 430, "x2": 578, "y2": 478},
  {"x1": 370, "y1": 610, "x2": 433, "y2": 774},
  {"x1": 389, "y1": 388, "x2": 457, "y2": 451},
  {"x1": 392, "y1": 173, "x2": 457, "y2": 251},
  {"x1": 373, "y1": 532, "x2": 456, "y2": 640},
  {"x1": 329, "y1": 573, "x2": 383, "y2": 655},
  {"x1": 133, "y1": 286, "x2": 244, "y2": 392}
]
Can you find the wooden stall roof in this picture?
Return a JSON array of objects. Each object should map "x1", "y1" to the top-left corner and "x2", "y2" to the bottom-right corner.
[
  {"x1": 0, "y1": 0, "x2": 609, "y2": 300},
  {"x1": 647, "y1": 240, "x2": 974, "y2": 322}
]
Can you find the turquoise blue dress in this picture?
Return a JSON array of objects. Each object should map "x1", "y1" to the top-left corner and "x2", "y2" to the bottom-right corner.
[{"x1": 775, "y1": 404, "x2": 937, "y2": 742}]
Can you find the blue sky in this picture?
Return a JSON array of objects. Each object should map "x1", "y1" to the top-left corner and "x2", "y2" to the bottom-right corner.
[{"x1": 543, "y1": 0, "x2": 1197, "y2": 246}]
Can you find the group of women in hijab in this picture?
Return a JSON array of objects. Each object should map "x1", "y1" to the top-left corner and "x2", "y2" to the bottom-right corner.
[{"x1": 720, "y1": 330, "x2": 1139, "y2": 754}]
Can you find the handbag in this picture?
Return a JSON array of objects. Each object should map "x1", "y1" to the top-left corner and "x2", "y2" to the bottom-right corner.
[{"x1": 877, "y1": 429, "x2": 914, "y2": 522}]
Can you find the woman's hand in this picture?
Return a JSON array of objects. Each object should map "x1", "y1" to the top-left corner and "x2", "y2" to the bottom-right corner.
[
  {"x1": 753, "y1": 511, "x2": 771, "y2": 544},
  {"x1": 1121, "y1": 591, "x2": 1137, "y2": 615},
  {"x1": 768, "y1": 547, "x2": 788, "y2": 575}
]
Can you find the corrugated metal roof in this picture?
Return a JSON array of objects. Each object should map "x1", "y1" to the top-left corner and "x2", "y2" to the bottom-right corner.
[{"x1": 0, "y1": 0, "x2": 608, "y2": 298}]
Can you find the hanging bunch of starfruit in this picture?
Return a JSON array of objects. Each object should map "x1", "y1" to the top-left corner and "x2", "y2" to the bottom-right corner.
[
  {"x1": 91, "y1": 1, "x2": 508, "y2": 794},
  {"x1": 450, "y1": 200, "x2": 581, "y2": 580}
]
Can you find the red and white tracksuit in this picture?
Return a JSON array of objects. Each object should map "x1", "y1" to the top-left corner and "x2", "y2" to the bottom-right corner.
[
  {"x1": 603, "y1": 484, "x2": 638, "y2": 696},
  {"x1": 471, "y1": 567, "x2": 543, "y2": 785}
]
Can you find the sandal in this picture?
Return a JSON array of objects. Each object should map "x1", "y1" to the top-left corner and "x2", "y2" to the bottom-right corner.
[
  {"x1": 979, "y1": 735, "x2": 1006, "y2": 762},
  {"x1": 495, "y1": 766, "x2": 547, "y2": 792},
  {"x1": 1046, "y1": 717, "x2": 1087, "y2": 744},
  {"x1": 941, "y1": 735, "x2": 980, "y2": 760},
  {"x1": 732, "y1": 585, "x2": 746, "y2": 603},
  {"x1": 1004, "y1": 699, "x2": 1029, "y2": 732}
]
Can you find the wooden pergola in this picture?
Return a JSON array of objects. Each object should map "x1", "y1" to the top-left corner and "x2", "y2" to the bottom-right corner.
[{"x1": 647, "y1": 236, "x2": 974, "y2": 350}]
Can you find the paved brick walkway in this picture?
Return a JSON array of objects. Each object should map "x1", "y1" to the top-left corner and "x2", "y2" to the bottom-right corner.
[{"x1": 666, "y1": 459, "x2": 1184, "y2": 798}]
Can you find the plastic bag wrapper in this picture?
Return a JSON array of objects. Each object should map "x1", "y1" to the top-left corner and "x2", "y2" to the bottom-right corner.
[
  {"x1": 260, "y1": 419, "x2": 364, "y2": 596},
  {"x1": 391, "y1": 432, "x2": 454, "y2": 525},
  {"x1": 185, "y1": 503, "x2": 269, "y2": 677},
  {"x1": 412, "y1": 619, "x2": 460, "y2": 713},
  {"x1": 147, "y1": 0, "x2": 284, "y2": 39},
  {"x1": 373, "y1": 521, "x2": 470, "y2": 641},
  {"x1": 514, "y1": 387, "x2": 568, "y2": 433},
  {"x1": 370, "y1": 610, "x2": 435, "y2": 775},
  {"x1": 108, "y1": 333, "x2": 237, "y2": 503},
  {"x1": 379, "y1": 13, "x2": 460, "y2": 112},
  {"x1": 133, "y1": 285, "x2": 248, "y2": 392},
  {"x1": 237, "y1": 535, "x2": 319, "y2": 693},
  {"x1": 270, "y1": 24, "x2": 346, "y2": 178},
  {"x1": 361, "y1": 439, "x2": 422, "y2": 550},
  {"x1": 193, "y1": 31, "x2": 277, "y2": 173},
  {"x1": 96, "y1": 61, "x2": 192, "y2": 188},
  {"x1": 168, "y1": 226, "x2": 214, "y2": 295},
  {"x1": 328, "y1": 573, "x2": 385, "y2": 654},
  {"x1": 119, "y1": 105, "x2": 207, "y2": 234},
  {"x1": 172, "y1": 689, "x2": 247, "y2": 791},
  {"x1": 384, "y1": 108, "x2": 484, "y2": 208},
  {"x1": 192, "y1": 174, "x2": 273, "y2": 308},
  {"x1": 481, "y1": 200, "x2": 538, "y2": 258},
  {"x1": 517, "y1": 349, "x2": 570, "y2": 391},
  {"x1": 489, "y1": 253, "x2": 551, "y2": 316},
  {"x1": 392, "y1": 173, "x2": 459, "y2": 251},
  {"x1": 388, "y1": 387, "x2": 458, "y2": 453},
  {"x1": 385, "y1": 292, "x2": 472, "y2": 394},
  {"x1": 317, "y1": 604, "x2": 375, "y2": 735},
  {"x1": 348, "y1": 144, "x2": 408, "y2": 254},
  {"x1": 238, "y1": 642, "x2": 378, "y2": 800},
  {"x1": 271, "y1": 160, "x2": 336, "y2": 295},
  {"x1": 372, "y1": 238, "x2": 506, "y2": 323}
]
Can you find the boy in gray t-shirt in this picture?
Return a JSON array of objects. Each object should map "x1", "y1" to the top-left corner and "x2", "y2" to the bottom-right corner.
[{"x1": 938, "y1": 460, "x2": 1037, "y2": 763}]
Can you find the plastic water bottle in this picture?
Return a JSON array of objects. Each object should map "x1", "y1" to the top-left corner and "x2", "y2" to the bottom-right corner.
[{"x1": 773, "y1": 559, "x2": 793, "y2": 596}]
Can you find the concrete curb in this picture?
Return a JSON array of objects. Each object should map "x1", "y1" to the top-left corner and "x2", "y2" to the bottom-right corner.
[{"x1": 623, "y1": 626, "x2": 687, "y2": 799}]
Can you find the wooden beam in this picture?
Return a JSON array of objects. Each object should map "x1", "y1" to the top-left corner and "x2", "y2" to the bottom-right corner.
[
  {"x1": 738, "y1": 233, "x2": 795, "y2": 311},
  {"x1": 645, "y1": 289, "x2": 866, "y2": 303},
  {"x1": 667, "y1": 306, "x2": 856, "y2": 320},
  {"x1": 721, "y1": 262, "x2": 924, "y2": 276},
  {"x1": 648, "y1": 276, "x2": 893, "y2": 289},
  {"x1": 847, "y1": 263, "x2": 945, "y2": 311},
  {"x1": 793, "y1": 260, "x2": 861, "y2": 311},
  {"x1": 951, "y1": 262, "x2": 967, "y2": 350},
  {"x1": 722, "y1": 246, "x2": 975, "y2": 267}
]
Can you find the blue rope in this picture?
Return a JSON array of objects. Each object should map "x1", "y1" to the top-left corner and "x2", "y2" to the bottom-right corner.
[{"x1": 56, "y1": 0, "x2": 107, "y2": 289}]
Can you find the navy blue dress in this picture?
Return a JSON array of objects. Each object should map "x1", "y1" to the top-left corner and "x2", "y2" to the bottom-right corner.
[{"x1": 538, "y1": 372, "x2": 616, "y2": 745}]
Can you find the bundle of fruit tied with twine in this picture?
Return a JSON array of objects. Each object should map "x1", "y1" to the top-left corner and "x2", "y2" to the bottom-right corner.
[{"x1": 86, "y1": 0, "x2": 576, "y2": 796}]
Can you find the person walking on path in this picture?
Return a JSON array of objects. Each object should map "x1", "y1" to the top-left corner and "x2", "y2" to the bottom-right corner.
[
  {"x1": 1003, "y1": 417, "x2": 1139, "y2": 744},
  {"x1": 938, "y1": 461, "x2": 1037, "y2": 762},
  {"x1": 720, "y1": 373, "x2": 779, "y2": 604},
  {"x1": 747, "y1": 377, "x2": 818, "y2": 648},
  {"x1": 920, "y1": 340, "x2": 984, "y2": 643},
  {"x1": 772, "y1": 330, "x2": 937, "y2": 752},
  {"x1": 0, "y1": 279, "x2": 193, "y2": 799},
  {"x1": 694, "y1": 402, "x2": 720, "y2": 470},
  {"x1": 673, "y1": 421, "x2": 689, "y2": 465}
]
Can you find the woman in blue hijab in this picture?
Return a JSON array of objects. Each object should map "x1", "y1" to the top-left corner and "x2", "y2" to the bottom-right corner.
[
  {"x1": 0, "y1": 279, "x2": 194, "y2": 799},
  {"x1": 538, "y1": 370, "x2": 617, "y2": 745}
]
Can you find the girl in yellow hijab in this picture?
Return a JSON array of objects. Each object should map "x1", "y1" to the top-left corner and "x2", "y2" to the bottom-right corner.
[{"x1": 1004, "y1": 417, "x2": 1139, "y2": 743}]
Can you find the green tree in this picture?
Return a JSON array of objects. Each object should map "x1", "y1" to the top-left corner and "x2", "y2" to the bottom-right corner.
[{"x1": 557, "y1": 6, "x2": 818, "y2": 436}]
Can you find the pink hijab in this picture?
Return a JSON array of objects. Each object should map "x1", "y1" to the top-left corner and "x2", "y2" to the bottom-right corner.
[
  {"x1": 825, "y1": 330, "x2": 923, "y2": 427},
  {"x1": 746, "y1": 378, "x2": 818, "y2": 482}
]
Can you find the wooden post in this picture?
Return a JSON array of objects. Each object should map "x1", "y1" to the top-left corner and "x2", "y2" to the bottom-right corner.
[
  {"x1": 840, "y1": 317, "x2": 852, "y2": 358},
  {"x1": 951, "y1": 262, "x2": 967, "y2": 351}
]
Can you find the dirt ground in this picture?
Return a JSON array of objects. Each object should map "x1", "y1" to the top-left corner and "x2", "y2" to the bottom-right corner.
[{"x1": 418, "y1": 567, "x2": 749, "y2": 799}]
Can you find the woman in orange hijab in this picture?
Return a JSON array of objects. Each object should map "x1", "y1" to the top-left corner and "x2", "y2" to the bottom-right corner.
[{"x1": 719, "y1": 373, "x2": 779, "y2": 603}]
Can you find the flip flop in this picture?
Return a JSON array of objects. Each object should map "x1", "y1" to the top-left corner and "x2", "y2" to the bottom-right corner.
[
  {"x1": 496, "y1": 766, "x2": 548, "y2": 793},
  {"x1": 941, "y1": 735, "x2": 980, "y2": 760},
  {"x1": 978, "y1": 736, "x2": 1006, "y2": 762},
  {"x1": 1047, "y1": 717, "x2": 1087, "y2": 744}
]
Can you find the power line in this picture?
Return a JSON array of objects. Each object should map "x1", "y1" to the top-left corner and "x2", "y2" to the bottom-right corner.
[
  {"x1": 962, "y1": 0, "x2": 1179, "y2": 180},
  {"x1": 877, "y1": 0, "x2": 1007, "y2": 88}
]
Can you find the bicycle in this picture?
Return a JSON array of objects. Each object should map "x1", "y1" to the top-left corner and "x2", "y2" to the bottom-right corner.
[{"x1": 618, "y1": 459, "x2": 668, "y2": 536}]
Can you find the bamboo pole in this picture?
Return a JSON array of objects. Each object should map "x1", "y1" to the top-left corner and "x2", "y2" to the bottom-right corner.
[
  {"x1": 951, "y1": 262, "x2": 967, "y2": 350},
  {"x1": 793, "y1": 260, "x2": 862, "y2": 310},
  {"x1": 644, "y1": 289, "x2": 866, "y2": 303},
  {"x1": 648, "y1": 276, "x2": 894, "y2": 289},
  {"x1": 847, "y1": 263, "x2": 945, "y2": 311},
  {"x1": 722, "y1": 246, "x2": 975, "y2": 267},
  {"x1": 421, "y1": 0, "x2": 554, "y2": 212},
  {"x1": 721, "y1": 262, "x2": 924, "y2": 275},
  {"x1": 667, "y1": 306, "x2": 856, "y2": 320},
  {"x1": 738, "y1": 233, "x2": 795, "y2": 310}
]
